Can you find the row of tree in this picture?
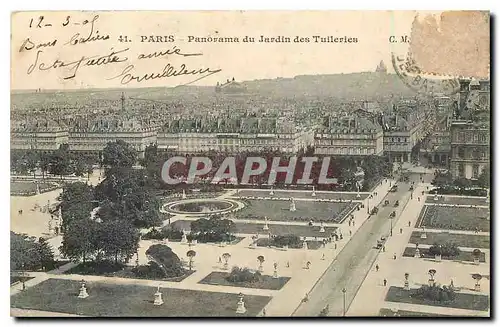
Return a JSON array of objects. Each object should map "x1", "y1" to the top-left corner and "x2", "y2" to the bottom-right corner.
[
  {"x1": 139, "y1": 143, "x2": 392, "y2": 192},
  {"x1": 11, "y1": 145, "x2": 97, "y2": 180}
]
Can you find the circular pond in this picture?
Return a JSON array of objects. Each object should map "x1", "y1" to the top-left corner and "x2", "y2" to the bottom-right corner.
[{"x1": 161, "y1": 198, "x2": 243, "y2": 216}]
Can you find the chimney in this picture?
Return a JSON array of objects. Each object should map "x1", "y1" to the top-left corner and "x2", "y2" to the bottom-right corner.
[
  {"x1": 479, "y1": 80, "x2": 490, "y2": 91},
  {"x1": 459, "y1": 79, "x2": 471, "y2": 112}
]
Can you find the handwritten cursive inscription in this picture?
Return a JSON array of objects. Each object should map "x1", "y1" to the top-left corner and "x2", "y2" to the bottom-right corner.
[
  {"x1": 138, "y1": 46, "x2": 203, "y2": 60},
  {"x1": 19, "y1": 37, "x2": 57, "y2": 52},
  {"x1": 27, "y1": 48, "x2": 129, "y2": 79},
  {"x1": 108, "y1": 64, "x2": 222, "y2": 85},
  {"x1": 65, "y1": 15, "x2": 110, "y2": 46}
]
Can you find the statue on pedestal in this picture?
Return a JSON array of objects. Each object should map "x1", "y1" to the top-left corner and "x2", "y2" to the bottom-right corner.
[
  {"x1": 154, "y1": 286, "x2": 164, "y2": 306},
  {"x1": 78, "y1": 281, "x2": 89, "y2": 299},
  {"x1": 236, "y1": 293, "x2": 247, "y2": 314}
]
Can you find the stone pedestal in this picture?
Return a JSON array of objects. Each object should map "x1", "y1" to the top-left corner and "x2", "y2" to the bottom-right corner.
[
  {"x1": 319, "y1": 223, "x2": 325, "y2": 233},
  {"x1": 435, "y1": 254, "x2": 441, "y2": 262},
  {"x1": 404, "y1": 280, "x2": 410, "y2": 291},
  {"x1": 475, "y1": 283, "x2": 481, "y2": 292},
  {"x1": 258, "y1": 264, "x2": 264, "y2": 273},
  {"x1": 428, "y1": 279, "x2": 435, "y2": 287},
  {"x1": 420, "y1": 233, "x2": 427, "y2": 239},
  {"x1": 181, "y1": 234, "x2": 188, "y2": 243},
  {"x1": 223, "y1": 262, "x2": 229, "y2": 270},
  {"x1": 182, "y1": 190, "x2": 187, "y2": 199},
  {"x1": 273, "y1": 270, "x2": 278, "y2": 279},
  {"x1": 270, "y1": 188, "x2": 274, "y2": 196},
  {"x1": 302, "y1": 241, "x2": 308, "y2": 250},
  {"x1": 263, "y1": 223, "x2": 269, "y2": 231},
  {"x1": 236, "y1": 299, "x2": 247, "y2": 314},
  {"x1": 414, "y1": 248, "x2": 421, "y2": 258},
  {"x1": 78, "y1": 284, "x2": 89, "y2": 299},
  {"x1": 154, "y1": 290, "x2": 164, "y2": 306},
  {"x1": 192, "y1": 239, "x2": 197, "y2": 245},
  {"x1": 283, "y1": 245, "x2": 288, "y2": 251},
  {"x1": 290, "y1": 202, "x2": 296, "y2": 212},
  {"x1": 474, "y1": 258, "x2": 480, "y2": 265}
]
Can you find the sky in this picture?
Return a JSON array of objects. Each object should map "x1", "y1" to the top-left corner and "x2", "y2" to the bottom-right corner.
[{"x1": 11, "y1": 11, "x2": 433, "y2": 90}]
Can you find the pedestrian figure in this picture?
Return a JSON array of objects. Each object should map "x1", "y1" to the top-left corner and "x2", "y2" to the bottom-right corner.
[
  {"x1": 334, "y1": 243, "x2": 337, "y2": 250},
  {"x1": 393, "y1": 253, "x2": 397, "y2": 260},
  {"x1": 340, "y1": 234, "x2": 343, "y2": 240},
  {"x1": 418, "y1": 197, "x2": 420, "y2": 202},
  {"x1": 399, "y1": 228, "x2": 403, "y2": 234},
  {"x1": 303, "y1": 293, "x2": 309, "y2": 302},
  {"x1": 348, "y1": 221, "x2": 351, "y2": 227},
  {"x1": 450, "y1": 279, "x2": 454, "y2": 289},
  {"x1": 218, "y1": 257, "x2": 222, "y2": 264},
  {"x1": 286, "y1": 261, "x2": 290, "y2": 268},
  {"x1": 352, "y1": 221, "x2": 355, "y2": 227},
  {"x1": 382, "y1": 245, "x2": 385, "y2": 252},
  {"x1": 408, "y1": 221, "x2": 411, "y2": 227},
  {"x1": 383, "y1": 279, "x2": 387, "y2": 286},
  {"x1": 349, "y1": 230, "x2": 352, "y2": 236},
  {"x1": 375, "y1": 264, "x2": 379, "y2": 272},
  {"x1": 321, "y1": 253, "x2": 325, "y2": 260},
  {"x1": 262, "y1": 309, "x2": 266, "y2": 316}
]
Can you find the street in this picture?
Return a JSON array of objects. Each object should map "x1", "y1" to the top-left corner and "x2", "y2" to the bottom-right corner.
[{"x1": 293, "y1": 179, "x2": 414, "y2": 316}]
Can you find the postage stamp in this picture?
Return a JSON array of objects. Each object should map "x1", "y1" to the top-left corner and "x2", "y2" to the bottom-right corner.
[{"x1": 10, "y1": 11, "x2": 491, "y2": 318}]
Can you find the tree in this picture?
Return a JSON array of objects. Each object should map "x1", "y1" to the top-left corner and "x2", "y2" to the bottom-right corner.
[
  {"x1": 222, "y1": 252, "x2": 231, "y2": 269},
  {"x1": 39, "y1": 153, "x2": 51, "y2": 179},
  {"x1": 11, "y1": 233, "x2": 56, "y2": 272},
  {"x1": 102, "y1": 140, "x2": 137, "y2": 175},
  {"x1": 186, "y1": 250, "x2": 196, "y2": 271},
  {"x1": 257, "y1": 255, "x2": 265, "y2": 271},
  {"x1": 477, "y1": 165, "x2": 490, "y2": 188},
  {"x1": 428, "y1": 242, "x2": 460, "y2": 258},
  {"x1": 145, "y1": 244, "x2": 185, "y2": 277},
  {"x1": 25, "y1": 151, "x2": 39, "y2": 179},
  {"x1": 98, "y1": 220, "x2": 139, "y2": 264},
  {"x1": 36, "y1": 237, "x2": 55, "y2": 270},
  {"x1": 49, "y1": 144, "x2": 72, "y2": 179},
  {"x1": 57, "y1": 182, "x2": 94, "y2": 231},
  {"x1": 190, "y1": 216, "x2": 235, "y2": 243},
  {"x1": 60, "y1": 219, "x2": 100, "y2": 263},
  {"x1": 472, "y1": 273, "x2": 483, "y2": 290}
]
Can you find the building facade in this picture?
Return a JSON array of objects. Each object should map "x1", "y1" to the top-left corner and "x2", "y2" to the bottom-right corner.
[
  {"x1": 314, "y1": 113, "x2": 384, "y2": 164},
  {"x1": 450, "y1": 79, "x2": 490, "y2": 179},
  {"x1": 157, "y1": 117, "x2": 314, "y2": 154},
  {"x1": 11, "y1": 119, "x2": 69, "y2": 152}
]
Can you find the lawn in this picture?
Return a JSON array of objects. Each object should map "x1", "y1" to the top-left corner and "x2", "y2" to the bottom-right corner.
[
  {"x1": 256, "y1": 238, "x2": 324, "y2": 250},
  {"x1": 64, "y1": 261, "x2": 194, "y2": 282},
  {"x1": 402, "y1": 247, "x2": 486, "y2": 263},
  {"x1": 10, "y1": 278, "x2": 271, "y2": 317},
  {"x1": 10, "y1": 181, "x2": 59, "y2": 195},
  {"x1": 235, "y1": 199, "x2": 357, "y2": 223},
  {"x1": 425, "y1": 196, "x2": 488, "y2": 207},
  {"x1": 199, "y1": 271, "x2": 290, "y2": 290},
  {"x1": 171, "y1": 220, "x2": 337, "y2": 238},
  {"x1": 385, "y1": 286, "x2": 490, "y2": 311},
  {"x1": 379, "y1": 308, "x2": 453, "y2": 317},
  {"x1": 416, "y1": 205, "x2": 490, "y2": 232},
  {"x1": 408, "y1": 232, "x2": 490, "y2": 249},
  {"x1": 235, "y1": 189, "x2": 367, "y2": 200}
]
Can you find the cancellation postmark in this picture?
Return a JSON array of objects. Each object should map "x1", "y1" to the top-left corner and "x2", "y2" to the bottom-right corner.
[{"x1": 391, "y1": 52, "x2": 460, "y2": 96}]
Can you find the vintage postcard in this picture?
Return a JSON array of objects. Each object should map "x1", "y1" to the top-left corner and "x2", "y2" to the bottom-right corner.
[{"x1": 10, "y1": 10, "x2": 490, "y2": 318}]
